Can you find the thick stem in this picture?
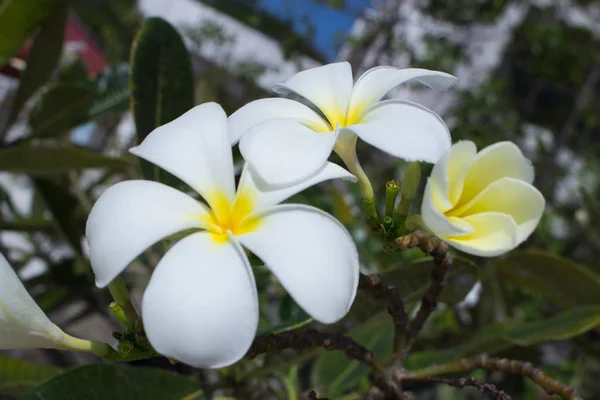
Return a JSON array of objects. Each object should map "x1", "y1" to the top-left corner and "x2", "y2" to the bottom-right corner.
[{"x1": 61, "y1": 334, "x2": 111, "y2": 357}]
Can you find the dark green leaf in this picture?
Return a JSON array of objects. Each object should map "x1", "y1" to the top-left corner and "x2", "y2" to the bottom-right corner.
[
  {"x1": 0, "y1": 217, "x2": 52, "y2": 232},
  {"x1": 0, "y1": 354, "x2": 61, "y2": 396},
  {"x1": 2, "y1": 0, "x2": 67, "y2": 133},
  {"x1": 21, "y1": 364, "x2": 205, "y2": 400},
  {"x1": 496, "y1": 249, "x2": 600, "y2": 308},
  {"x1": 88, "y1": 64, "x2": 130, "y2": 119},
  {"x1": 130, "y1": 17, "x2": 194, "y2": 182},
  {"x1": 407, "y1": 306, "x2": 600, "y2": 369},
  {"x1": 0, "y1": 0, "x2": 57, "y2": 67},
  {"x1": 311, "y1": 316, "x2": 394, "y2": 396},
  {"x1": 348, "y1": 256, "x2": 479, "y2": 323},
  {"x1": 29, "y1": 83, "x2": 98, "y2": 137},
  {"x1": 33, "y1": 177, "x2": 85, "y2": 257},
  {"x1": 0, "y1": 142, "x2": 133, "y2": 173}
]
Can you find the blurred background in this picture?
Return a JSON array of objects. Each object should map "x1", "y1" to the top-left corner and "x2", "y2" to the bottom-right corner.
[{"x1": 1, "y1": 0, "x2": 599, "y2": 399}]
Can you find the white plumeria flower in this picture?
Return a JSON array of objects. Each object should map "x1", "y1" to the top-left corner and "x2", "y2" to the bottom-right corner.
[
  {"x1": 86, "y1": 103, "x2": 360, "y2": 368},
  {"x1": 0, "y1": 252, "x2": 98, "y2": 352},
  {"x1": 229, "y1": 62, "x2": 457, "y2": 195},
  {"x1": 421, "y1": 141, "x2": 545, "y2": 257}
]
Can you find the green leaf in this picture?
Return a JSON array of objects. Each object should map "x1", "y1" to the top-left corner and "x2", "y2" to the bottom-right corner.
[
  {"x1": 29, "y1": 83, "x2": 98, "y2": 137},
  {"x1": 1, "y1": 0, "x2": 67, "y2": 133},
  {"x1": 0, "y1": 0, "x2": 57, "y2": 67},
  {"x1": 0, "y1": 142, "x2": 133, "y2": 173},
  {"x1": 496, "y1": 249, "x2": 600, "y2": 308},
  {"x1": 21, "y1": 364, "x2": 206, "y2": 400},
  {"x1": 348, "y1": 256, "x2": 479, "y2": 323},
  {"x1": 88, "y1": 64, "x2": 130, "y2": 119},
  {"x1": 130, "y1": 17, "x2": 194, "y2": 182},
  {"x1": 311, "y1": 316, "x2": 394, "y2": 396},
  {"x1": 33, "y1": 177, "x2": 85, "y2": 257},
  {"x1": 407, "y1": 306, "x2": 600, "y2": 369},
  {"x1": 0, "y1": 354, "x2": 61, "y2": 396}
]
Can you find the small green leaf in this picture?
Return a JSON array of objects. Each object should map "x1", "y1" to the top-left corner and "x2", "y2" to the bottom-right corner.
[
  {"x1": 2, "y1": 0, "x2": 67, "y2": 133},
  {"x1": 496, "y1": 249, "x2": 600, "y2": 308},
  {"x1": 0, "y1": 142, "x2": 133, "y2": 173},
  {"x1": 0, "y1": 354, "x2": 61, "y2": 396},
  {"x1": 0, "y1": 0, "x2": 57, "y2": 67},
  {"x1": 21, "y1": 364, "x2": 205, "y2": 400},
  {"x1": 29, "y1": 82, "x2": 98, "y2": 137},
  {"x1": 130, "y1": 17, "x2": 194, "y2": 182},
  {"x1": 348, "y1": 256, "x2": 479, "y2": 323},
  {"x1": 407, "y1": 306, "x2": 600, "y2": 369}
]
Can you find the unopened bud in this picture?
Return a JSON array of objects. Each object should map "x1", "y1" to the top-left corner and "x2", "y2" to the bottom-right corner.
[{"x1": 401, "y1": 162, "x2": 421, "y2": 201}]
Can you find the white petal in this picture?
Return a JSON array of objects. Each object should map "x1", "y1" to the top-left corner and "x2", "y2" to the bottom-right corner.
[
  {"x1": 348, "y1": 100, "x2": 451, "y2": 163},
  {"x1": 86, "y1": 180, "x2": 210, "y2": 287},
  {"x1": 448, "y1": 177, "x2": 545, "y2": 242},
  {"x1": 237, "y1": 205, "x2": 359, "y2": 323},
  {"x1": 445, "y1": 212, "x2": 519, "y2": 257},
  {"x1": 228, "y1": 98, "x2": 330, "y2": 144},
  {"x1": 273, "y1": 62, "x2": 353, "y2": 126},
  {"x1": 130, "y1": 102, "x2": 236, "y2": 206},
  {"x1": 142, "y1": 232, "x2": 258, "y2": 368},
  {"x1": 430, "y1": 141, "x2": 477, "y2": 211},
  {"x1": 458, "y1": 141, "x2": 534, "y2": 207},
  {"x1": 0, "y1": 253, "x2": 65, "y2": 349},
  {"x1": 239, "y1": 119, "x2": 338, "y2": 187},
  {"x1": 237, "y1": 162, "x2": 356, "y2": 211},
  {"x1": 421, "y1": 179, "x2": 475, "y2": 237},
  {"x1": 348, "y1": 67, "x2": 457, "y2": 117}
]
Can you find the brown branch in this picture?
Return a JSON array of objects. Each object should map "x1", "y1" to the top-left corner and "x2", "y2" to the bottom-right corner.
[
  {"x1": 409, "y1": 354, "x2": 582, "y2": 400},
  {"x1": 403, "y1": 376, "x2": 512, "y2": 400},
  {"x1": 391, "y1": 231, "x2": 452, "y2": 355},
  {"x1": 359, "y1": 273, "x2": 409, "y2": 354},
  {"x1": 246, "y1": 329, "x2": 383, "y2": 373}
]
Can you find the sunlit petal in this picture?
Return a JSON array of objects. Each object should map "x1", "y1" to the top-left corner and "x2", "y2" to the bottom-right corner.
[
  {"x1": 239, "y1": 118, "x2": 338, "y2": 187},
  {"x1": 273, "y1": 62, "x2": 353, "y2": 126},
  {"x1": 237, "y1": 162, "x2": 356, "y2": 211},
  {"x1": 130, "y1": 103, "x2": 236, "y2": 206},
  {"x1": 86, "y1": 181, "x2": 210, "y2": 287},
  {"x1": 348, "y1": 67, "x2": 457, "y2": 118},
  {"x1": 142, "y1": 232, "x2": 258, "y2": 368},
  {"x1": 348, "y1": 100, "x2": 451, "y2": 164},
  {"x1": 237, "y1": 205, "x2": 358, "y2": 324},
  {"x1": 228, "y1": 98, "x2": 330, "y2": 144}
]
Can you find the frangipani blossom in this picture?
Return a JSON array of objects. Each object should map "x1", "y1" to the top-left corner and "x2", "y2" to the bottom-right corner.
[
  {"x1": 229, "y1": 62, "x2": 457, "y2": 198},
  {"x1": 86, "y1": 103, "x2": 360, "y2": 368},
  {"x1": 0, "y1": 252, "x2": 96, "y2": 352},
  {"x1": 422, "y1": 141, "x2": 545, "y2": 257}
]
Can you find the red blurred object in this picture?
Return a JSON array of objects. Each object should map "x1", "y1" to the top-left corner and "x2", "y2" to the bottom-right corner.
[{"x1": 0, "y1": 15, "x2": 107, "y2": 79}]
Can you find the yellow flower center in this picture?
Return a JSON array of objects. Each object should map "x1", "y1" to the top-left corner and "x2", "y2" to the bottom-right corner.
[
  {"x1": 202, "y1": 189, "x2": 262, "y2": 243},
  {"x1": 313, "y1": 103, "x2": 365, "y2": 133}
]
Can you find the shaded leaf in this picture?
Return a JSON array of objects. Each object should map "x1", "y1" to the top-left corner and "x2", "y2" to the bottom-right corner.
[
  {"x1": 407, "y1": 306, "x2": 600, "y2": 369},
  {"x1": 88, "y1": 64, "x2": 130, "y2": 119},
  {"x1": 348, "y1": 256, "x2": 479, "y2": 323},
  {"x1": 130, "y1": 17, "x2": 194, "y2": 182},
  {"x1": 0, "y1": 142, "x2": 133, "y2": 173},
  {"x1": 33, "y1": 177, "x2": 85, "y2": 257},
  {"x1": 0, "y1": 354, "x2": 61, "y2": 396},
  {"x1": 496, "y1": 249, "x2": 600, "y2": 308},
  {"x1": 0, "y1": 217, "x2": 52, "y2": 232},
  {"x1": 29, "y1": 83, "x2": 98, "y2": 137},
  {"x1": 2, "y1": 0, "x2": 67, "y2": 133},
  {"x1": 21, "y1": 364, "x2": 205, "y2": 400},
  {"x1": 0, "y1": 0, "x2": 57, "y2": 67},
  {"x1": 312, "y1": 316, "x2": 393, "y2": 396}
]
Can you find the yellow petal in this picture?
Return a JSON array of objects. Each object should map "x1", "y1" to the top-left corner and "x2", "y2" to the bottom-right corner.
[
  {"x1": 445, "y1": 212, "x2": 519, "y2": 257},
  {"x1": 457, "y1": 142, "x2": 534, "y2": 207},
  {"x1": 421, "y1": 179, "x2": 474, "y2": 237},
  {"x1": 448, "y1": 178, "x2": 544, "y2": 242},
  {"x1": 429, "y1": 141, "x2": 477, "y2": 211}
]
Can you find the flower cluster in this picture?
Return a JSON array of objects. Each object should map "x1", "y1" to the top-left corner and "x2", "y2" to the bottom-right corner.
[{"x1": 0, "y1": 62, "x2": 545, "y2": 368}]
